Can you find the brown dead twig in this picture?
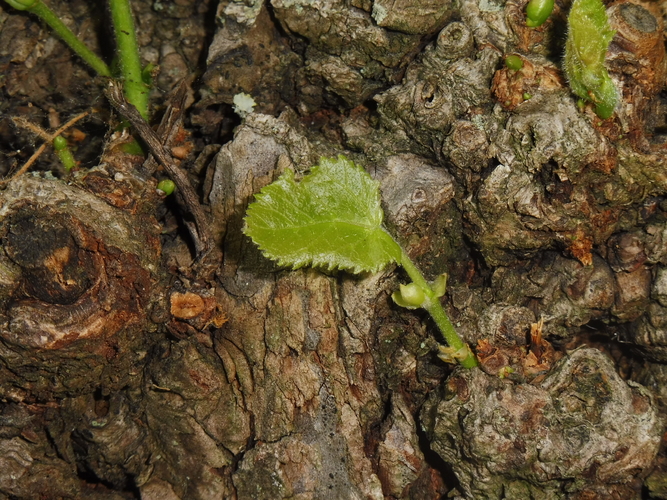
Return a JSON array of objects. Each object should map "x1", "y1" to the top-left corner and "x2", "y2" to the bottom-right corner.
[
  {"x1": 103, "y1": 79, "x2": 214, "y2": 264},
  {"x1": 2, "y1": 111, "x2": 89, "y2": 186}
]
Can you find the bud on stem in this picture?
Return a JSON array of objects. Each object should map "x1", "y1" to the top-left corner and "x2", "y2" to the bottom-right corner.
[{"x1": 392, "y1": 283, "x2": 426, "y2": 309}]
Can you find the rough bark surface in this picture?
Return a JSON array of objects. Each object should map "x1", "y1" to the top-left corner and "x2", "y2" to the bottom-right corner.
[{"x1": 1, "y1": 0, "x2": 667, "y2": 499}]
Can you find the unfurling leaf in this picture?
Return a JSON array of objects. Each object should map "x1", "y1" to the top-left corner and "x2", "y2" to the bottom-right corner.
[
  {"x1": 244, "y1": 155, "x2": 402, "y2": 273},
  {"x1": 564, "y1": 0, "x2": 618, "y2": 119}
]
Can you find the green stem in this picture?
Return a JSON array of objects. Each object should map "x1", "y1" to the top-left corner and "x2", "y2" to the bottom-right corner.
[
  {"x1": 400, "y1": 250, "x2": 478, "y2": 368},
  {"x1": 52, "y1": 135, "x2": 76, "y2": 170},
  {"x1": 108, "y1": 0, "x2": 149, "y2": 119},
  {"x1": 14, "y1": 0, "x2": 112, "y2": 77}
]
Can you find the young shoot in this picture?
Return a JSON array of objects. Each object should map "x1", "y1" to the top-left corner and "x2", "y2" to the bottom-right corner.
[
  {"x1": 3, "y1": 0, "x2": 149, "y2": 119},
  {"x1": 564, "y1": 0, "x2": 618, "y2": 119},
  {"x1": 4, "y1": 0, "x2": 111, "y2": 77},
  {"x1": 107, "y1": 0, "x2": 150, "y2": 120},
  {"x1": 52, "y1": 135, "x2": 76, "y2": 171},
  {"x1": 244, "y1": 156, "x2": 478, "y2": 368}
]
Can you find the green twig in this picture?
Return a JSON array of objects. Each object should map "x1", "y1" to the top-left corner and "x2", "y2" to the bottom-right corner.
[
  {"x1": 108, "y1": 0, "x2": 149, "y2": 119},
  {"x1": 4, "y1": 0, "x2": 112, "y2": 77},
  {"x1": 400, "y1": 249, "x2": 478, "y2": 368},
  {"x1": 4, "y1": 0, "x2": 150, "y2": 118}
]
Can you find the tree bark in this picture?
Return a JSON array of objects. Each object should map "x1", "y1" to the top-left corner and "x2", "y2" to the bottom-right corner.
[{"x1": 0, "y1": 0, "x2": 666, "y2": 498}]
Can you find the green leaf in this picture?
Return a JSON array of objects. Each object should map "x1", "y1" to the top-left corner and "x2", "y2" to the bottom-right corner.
[{"x1": 244, "y1": 155, "x2": 402, "y2": 273}]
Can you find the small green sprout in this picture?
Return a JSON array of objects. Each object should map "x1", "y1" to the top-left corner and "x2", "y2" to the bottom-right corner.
[
  {"x1": 157, "y1": 179, "x2": 176, "y2": 195},
  {"x1": 431, "y1": 273, "x2": 448, "y2": 297},
  {"x1": 505, "y1": 54, "x2": 524, "y2": 71},
  {"x1": 564, "y1": 0, "x2": 619, "y2": 119},
  {"x1": 525, "y1": 0, "x2": 555, "y2": 27},
  {"x1": 52, "y1": 135, "x2": 76, "y2": 171},
  {"x1": 244, "y1": 156, "x2": 478, "y2": 368},
  {"x1": 141, "y1": 63, "x2": 157, "y2": 86}
]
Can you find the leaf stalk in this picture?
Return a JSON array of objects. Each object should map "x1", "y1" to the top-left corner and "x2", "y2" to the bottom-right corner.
[{"x1": 399, "y1": 249, "x2": 478, "y2": 368}]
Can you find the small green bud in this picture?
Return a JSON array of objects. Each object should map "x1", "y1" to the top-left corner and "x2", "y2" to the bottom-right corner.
[
  {"x1": 504, "y1": 55, "x2": 524, "y2": 71},
  {"x1": 52, "y1": 135, "x2": 68, "y2": 151},
  {"x1": 157, "y1": 179, "x2": 176, "y2": 195},
  {"x1": 523, "y1": 92, "x2": 532, "y2": 100},
  {"x1": 526, "y1": 0, "x2": 554, "y2": 27},
  {"x1": 392, "y1": 283, "x2": 426, "y2": 309},
  {"x1": 3, "y1": 0, "x2": 39, "y2": 11}
]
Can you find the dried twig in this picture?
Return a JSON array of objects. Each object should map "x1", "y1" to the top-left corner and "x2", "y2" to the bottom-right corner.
[
  {"x1": 142, "y1": 79, "x2": 191, "y2": 177},
  {"x1": 2, "y1": 111, "x2": 89, "y2": 186},
  {"x1": 103, "y1": 79, "x2": 212, "y2": 259}
]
